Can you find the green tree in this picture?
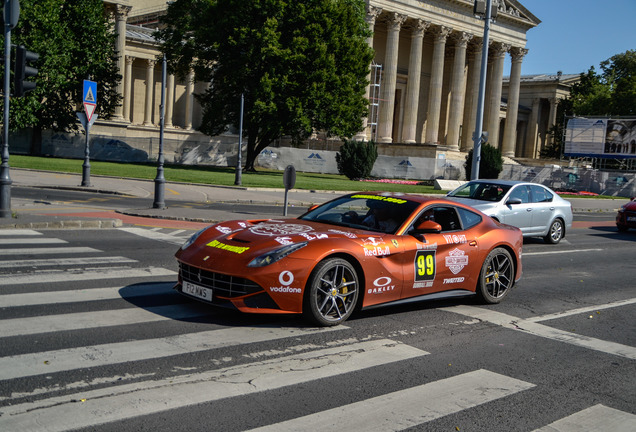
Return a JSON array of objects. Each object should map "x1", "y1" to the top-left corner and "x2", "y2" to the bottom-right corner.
[
  {"x1": 544, "y1": 50, "x2": 636, "y2": 159},
  {"x1": 3, "y1": 0, "x2": 121, "y2": 154},
  {"x1": 464, "y1": 143, "x2": 503, "y2": 180},
  {"x1": 336, "y1": 139, "x2": 377, "y2": 180},
  {"x1": 570, "y1": 50, "x2": 636, "y2": 116},
  {"x1": 157, "y1": 0, "x2": 374, "y2": 171}
]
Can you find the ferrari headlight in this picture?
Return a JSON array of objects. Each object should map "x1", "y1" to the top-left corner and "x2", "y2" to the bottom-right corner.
[
  {"x1": 248, "y1": 242, "x2": 308, "y2": 267},
  {"x1": 181, "y1": 227, "x2": 208, "y2": 250}
]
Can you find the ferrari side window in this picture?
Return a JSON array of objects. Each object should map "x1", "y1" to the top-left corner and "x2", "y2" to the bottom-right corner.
[
  {"x1": 457, "y1": 207, "x2": 482, "y2": 229},
  {"x1": 433, "y1": 207, "x2": 461, "y2": 232}
]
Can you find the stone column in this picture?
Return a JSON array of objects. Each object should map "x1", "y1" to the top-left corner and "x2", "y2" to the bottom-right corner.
[
  {"x1": 547, "y1": 97, "x2": 558, "y2": 146},
  {"x1": 502, "y1": 47, "x2": 527, "y2": 157},
  {"x1": 143, "y1": 59, "x2": 155, "y2": 126},
  {"x1": 425, "y1": 25, "x2": 452, "y2": 144},
  {"x1": 113, "y1": 5, "x2": 131, "y2": 120},
  {"x1": 402, "y1": 20, "x2": 429, "y2": 144},
  {"x1": 123, "y1": 56, "x2": 133, "y2": 122},
  {"x1": 525, "y1": 98, "x2": 540, "y2": 158},
  {"x1": 486, "y1": 43, "x2": 509, "y2": 148},
  {"x1": 446, "y1": 32, "x2": 473, "y2": 151},
  {"x1": 165, "y1": 74, "x2": 175, "y2": 128},
  {"x1": 185, "y1": 69, "x2": 195, "y2": 130},
  {"x1": 377, "y1": 12, "x2": 407, "y2": 143},
  {"x1": 355, "y1": 6, "x2": 382, "y2": 141},
  {"x1": 461, "y1": 40, "x2": 482, "y2": 151}
]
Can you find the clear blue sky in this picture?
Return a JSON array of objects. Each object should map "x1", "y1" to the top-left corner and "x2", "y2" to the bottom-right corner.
[{"x1": 505, "y1": 0, "x2": 636, "y2": 76}]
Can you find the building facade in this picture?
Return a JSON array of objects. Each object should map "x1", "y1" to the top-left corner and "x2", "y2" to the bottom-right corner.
[{"x1": 90, "y1": 0, "x2": 577, "y2": 165}]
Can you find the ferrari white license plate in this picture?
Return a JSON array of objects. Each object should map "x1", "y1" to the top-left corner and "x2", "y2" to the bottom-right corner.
[
  {"x1": 627, "y1": 216, "x2": 636, "y2": 222},
  {"x1": 183, "y1": 281, "x2": 213, "y2": 301}
]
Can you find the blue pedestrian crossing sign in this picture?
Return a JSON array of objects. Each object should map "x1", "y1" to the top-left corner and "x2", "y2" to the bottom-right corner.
[{"x1": 83, "y1": 80, "x2": 97, "y2": 123}]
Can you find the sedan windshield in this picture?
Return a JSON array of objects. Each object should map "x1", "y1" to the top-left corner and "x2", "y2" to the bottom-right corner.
[
  {"x1": 447, "y1": 182, "x2": 512, "y2": 202},
  {"x1": 299, "y1": 194, "x2": 420, "y2": 234}
]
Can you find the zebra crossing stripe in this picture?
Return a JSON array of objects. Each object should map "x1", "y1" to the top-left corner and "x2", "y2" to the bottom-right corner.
[
  {"x1": 0, "y1": 238, "x2": 67, "y2": 245},
  {"x1": 0, "y1": 325, "x2": 347, "y2": 381},
  {"x1": 0, "y1": 339, "x2": 426, "y2": 431},
  {"x1": 0, "y1": 256, "x2": 137, "y2": 268},
  {"x1": 532, "y1": 404, "x2": 636, "y2": 432},
  {"x1": 447, "y1": 305, "x2": 636, "y2": 360},
  {"x1": 247, "y1": 369, "x2": 534, "y2": 432},
  {"x1": 0, "y1": 266, "x2": 176, "y2": 286},
  {"x1": 119, "y1": 227, "x2": 188, "y2": 245},
  {"x1": 0, "y1": 282, "x2": 174, "y2": 307},
  {"x1": 0, "y1": 246, "x2": 101, "y2": 256},
  {"x1": 0, "y1": 304, "x2": 208, "y2": 338},
  {"x1": 0, "y1": 229, "x2": 42, "y2": 236}
]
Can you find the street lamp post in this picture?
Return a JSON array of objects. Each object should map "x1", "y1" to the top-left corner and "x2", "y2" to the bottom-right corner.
[
  {"x1": 471, "y1": 0, "x2": 497, "y2": 180},
  {"x1": 0, "y1": 0, "x2": 15, "y2": 218},
  {"x1": 153, "y1": 54, "x2": 167, "y2": 209}
]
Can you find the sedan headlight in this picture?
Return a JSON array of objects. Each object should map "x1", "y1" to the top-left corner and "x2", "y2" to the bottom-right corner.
[
  {"x1": 181, "y1": 227, "x2": 208, "y2": 250},
  {"x1": 248, "y1": 242, "x2": 308, "y2": 267}
]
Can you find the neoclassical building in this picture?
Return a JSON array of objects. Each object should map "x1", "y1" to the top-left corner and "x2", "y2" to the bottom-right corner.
[{"x1": 85, "y1": 0, "x2": 577, "y2": 166}]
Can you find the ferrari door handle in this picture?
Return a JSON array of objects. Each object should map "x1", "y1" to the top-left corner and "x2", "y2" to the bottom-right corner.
[
  {"x1": 469, "y1": 240, "x2": 477, "y2": 247},
  {"x1": 526, "y1": 208, "x2": 532, "y2": 212}
]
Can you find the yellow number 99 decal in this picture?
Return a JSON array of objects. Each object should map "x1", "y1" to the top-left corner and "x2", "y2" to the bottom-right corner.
[{"x1": 415, "y1": 250, "x2": 436, "y2": 281}]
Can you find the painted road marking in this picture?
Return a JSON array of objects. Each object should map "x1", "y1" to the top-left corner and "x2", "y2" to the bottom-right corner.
[
  {"x1": 0, "y1": 282, "x2": 174, "y2": 307},
  {"x1": 0, "y1": 266, "x2": 175, "y2": 286},
  {"x1": 0, "y1": 238, "x2": 66, "y2": 245},
  {"x1": 533, "y1": 404, "x2": 636, "y2": 432},
  {"x1": 447, "y1": 305, "x2": 636, "y2": 360},
  {"x1": 0, "y1": 229, "x2": 42, "y2": 236},
  {"x1": 0, "y1": 246, "x2": 101, "y2": 256},
  {"x1": 523, "y1": 248, "x2": 603, "y2": 256},
  {"x1": 0, "y1": 326, "x2": 347, "y2": 381},
  {"x1": 119, "y1": 227, "x2": 191, "y2": 245},
  {"x1": 0, "y1": 304, "x2": 208, "y2": 338},
  {"x1": 526, "y1": 298, "x2": 636, "y2": 323},
  {"x1": 0, "y1": 256, "x2": 137, "y2": 268},
  {"x1": 248, "y1": 369, "x2": 534, "y2": 432},
  {"x1": 0, "y1": 339, "x2": 425, "y2": 431}
]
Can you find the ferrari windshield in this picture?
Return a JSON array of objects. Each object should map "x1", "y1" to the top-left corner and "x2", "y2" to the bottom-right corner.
[
  {"x1": 447, "y1": 182, "x2": 512, "y2": 202},
  {"x1": 299, "y1": 193, "x2": 420, "y2": 234}
]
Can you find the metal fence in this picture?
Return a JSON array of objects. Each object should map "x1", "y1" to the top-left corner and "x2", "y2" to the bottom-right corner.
[{"x1": 10, "y1": 129, "x2": 636, "y2": 197}]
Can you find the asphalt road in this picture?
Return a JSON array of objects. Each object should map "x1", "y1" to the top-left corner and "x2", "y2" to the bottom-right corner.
[{"x1": 0, "y1": 216, "x2": 634, "y2": 431}]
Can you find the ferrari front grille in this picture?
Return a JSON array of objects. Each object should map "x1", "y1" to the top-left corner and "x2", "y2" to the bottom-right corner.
[{"x1": 179, "y1": 263, "x2": 262, "y2": 297}]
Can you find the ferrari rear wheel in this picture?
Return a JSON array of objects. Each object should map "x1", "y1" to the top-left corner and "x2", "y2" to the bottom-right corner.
[
  {"x1": 477, "y1": 248, "x2": 514, "y2": 304},
  {"x1": 617, "y1": 223, "x2": 629, "y2": 232},
  {"x1": 304, "y1": 258, "x2": 359, "y2": 326}
]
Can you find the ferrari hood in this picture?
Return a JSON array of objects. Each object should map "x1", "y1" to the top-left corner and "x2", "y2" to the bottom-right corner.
[{"x1": 205, "y1": 219, "x2": 363, "y2": 250}]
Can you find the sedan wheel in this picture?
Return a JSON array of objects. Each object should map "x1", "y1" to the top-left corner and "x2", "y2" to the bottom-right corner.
[
  {"x1": 304, "y1": 258, "x2": 359, "y2": 326},
  {"x1": 477, "y1": 248, "x2": 514, "y2": 304},
  {"x1": 544, "y1": 219, "x2": 564, "y2": 244}
]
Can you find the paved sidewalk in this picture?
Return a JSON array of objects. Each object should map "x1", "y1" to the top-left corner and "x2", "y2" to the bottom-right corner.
[{"x1": 0, "y1": 168, "x2": 628, "y2": 230}]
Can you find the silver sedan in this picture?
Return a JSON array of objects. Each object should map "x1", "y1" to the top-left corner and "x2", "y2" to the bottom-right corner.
[{"x1": 446, "y1": 180, "x2": 573, "y2": 244}]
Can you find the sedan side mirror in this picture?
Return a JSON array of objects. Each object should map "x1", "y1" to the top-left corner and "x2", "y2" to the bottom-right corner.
[{"x1": 506, "y1": 197, "x2": 522, "y2": 205}]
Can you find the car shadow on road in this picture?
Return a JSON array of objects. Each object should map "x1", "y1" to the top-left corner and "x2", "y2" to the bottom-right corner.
[
  {"x1": 586, "y1": 226, "x2": 636, "y2": 242},
  {"x1": 118, "y1": 281, "x2": 309, "y2": 328}
]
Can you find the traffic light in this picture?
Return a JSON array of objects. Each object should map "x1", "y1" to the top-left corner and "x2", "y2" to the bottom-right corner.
[{"x1": 14, "y1": 45, "x2": 38, "y2": 97}]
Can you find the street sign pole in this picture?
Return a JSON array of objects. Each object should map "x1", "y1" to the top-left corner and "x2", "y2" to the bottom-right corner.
[{"x1": 77, "y1": 112, "x2": 98, "y2": 187}]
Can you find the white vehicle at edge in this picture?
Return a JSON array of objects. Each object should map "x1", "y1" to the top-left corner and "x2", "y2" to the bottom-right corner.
[{"x1": 446, "y1": 179, "x2": 573, "y2": 244}]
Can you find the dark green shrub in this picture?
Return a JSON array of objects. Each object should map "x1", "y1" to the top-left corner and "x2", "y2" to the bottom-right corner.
[
  {"x1": 464, "y1": 143, "x2": 503, "y2": 180},
  {"x1": 336, "y1": 140, "x2": 378, "y2": 180}
]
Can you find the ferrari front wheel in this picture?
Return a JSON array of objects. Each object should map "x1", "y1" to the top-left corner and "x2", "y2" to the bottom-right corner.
[
  {"x1": 477, "y1": 248, "x2": 514, "y2": 304},
  {"x1": 304, "y1": 258, "x2": 359, "y2": 326}
]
